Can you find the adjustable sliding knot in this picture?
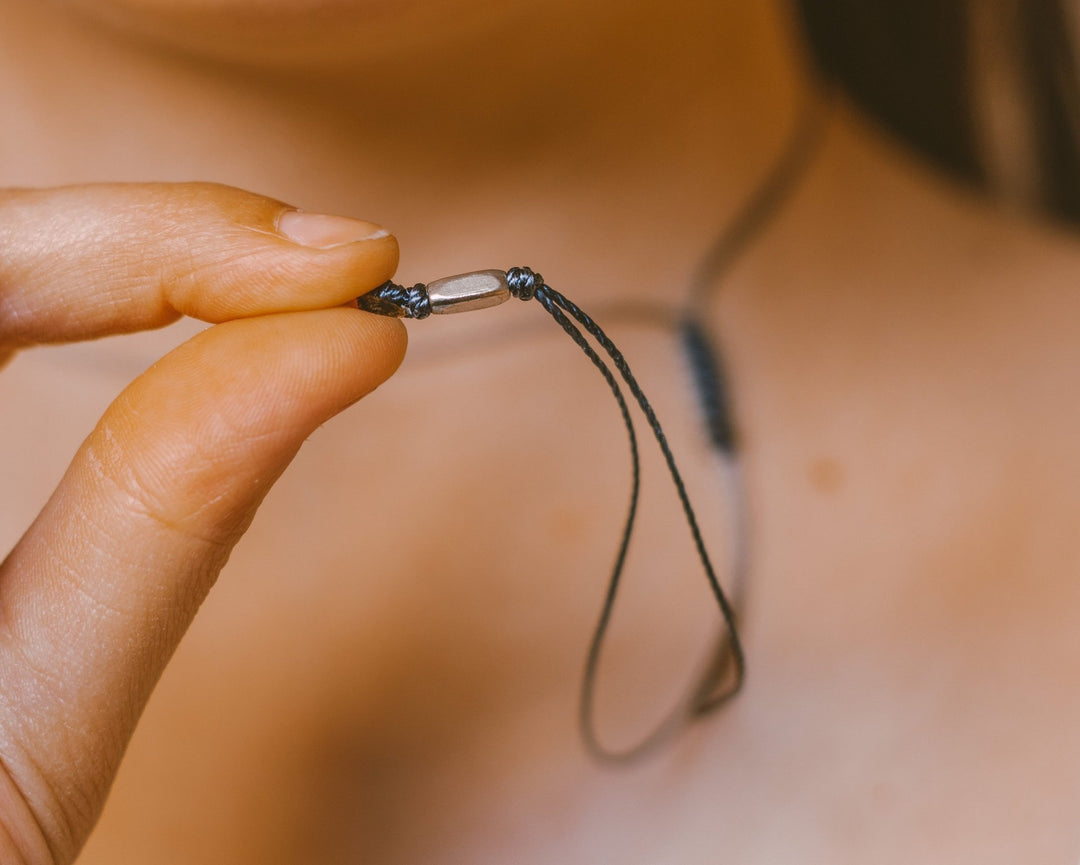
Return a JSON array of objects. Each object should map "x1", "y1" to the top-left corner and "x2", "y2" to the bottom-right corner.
[{"x1": 506, "y1": 266, "x2": 543, "y2": 301}]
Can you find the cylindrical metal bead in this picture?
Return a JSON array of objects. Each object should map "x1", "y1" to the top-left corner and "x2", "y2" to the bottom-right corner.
[{"x1": 426, "y1": 269, "x2": 510, "y2": 314}]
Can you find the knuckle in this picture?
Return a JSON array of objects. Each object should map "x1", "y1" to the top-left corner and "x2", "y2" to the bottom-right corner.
[{"x1": 163, "y1": 243, "x2": 284, "y2": 320}]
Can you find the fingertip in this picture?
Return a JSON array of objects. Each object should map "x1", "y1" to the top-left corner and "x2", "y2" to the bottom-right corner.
[
  {"x1": 167, "y1": 226, "x2": 401, "y2": 322},
  {"x1": 84, "y1": 307, "x2": 408, "y2": 546},
  {"x1": 364, "y1": 309, "x2": 409, "y2": 382},
  {"x1": 329, "y1": 306, "x2": 409, "y2": 402},
  {"x1": 153, "y1": 184, "x2": 402, "y2": 321}
]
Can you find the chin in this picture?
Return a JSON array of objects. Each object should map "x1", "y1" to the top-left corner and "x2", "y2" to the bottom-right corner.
[{"x1": 57, "y1": 0, "x2": 504, "y2": 69}]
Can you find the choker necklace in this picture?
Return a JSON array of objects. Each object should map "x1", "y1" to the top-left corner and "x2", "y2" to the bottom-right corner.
[{"x1": 355, "y1": 89, "x2": 830, "y2": 763}]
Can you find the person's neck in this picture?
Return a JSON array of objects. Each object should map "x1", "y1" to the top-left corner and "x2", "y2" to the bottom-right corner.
[{"x1": 0, "y1": 0, "x2": 808, "y2": 306}]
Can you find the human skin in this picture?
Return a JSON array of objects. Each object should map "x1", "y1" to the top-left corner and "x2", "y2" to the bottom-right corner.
[{"x1": 3, "y1": 1, "x2": 1080, "y2": 863}]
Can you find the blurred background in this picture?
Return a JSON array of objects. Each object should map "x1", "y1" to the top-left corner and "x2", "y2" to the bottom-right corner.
[{"x1": 797, "y1": 0, "x2": 1080, "y2": 225}]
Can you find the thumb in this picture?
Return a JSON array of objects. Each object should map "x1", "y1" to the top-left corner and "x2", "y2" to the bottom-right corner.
[
  {"x1": 0, "y1": 181, "x2": 399, "y2": 349},
  {"x1": 0, "y1": 297, "x2": 405, "y2": 860}
]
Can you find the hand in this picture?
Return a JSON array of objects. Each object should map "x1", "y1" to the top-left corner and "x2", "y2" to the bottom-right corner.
[{"x1": 0, "y1": 182, "x2": 405, "y2": 864}]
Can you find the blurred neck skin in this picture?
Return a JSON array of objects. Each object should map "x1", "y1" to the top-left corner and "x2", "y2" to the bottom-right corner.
[{"x1": 0, "y1": 0, "x2": 808, "y2": 301}]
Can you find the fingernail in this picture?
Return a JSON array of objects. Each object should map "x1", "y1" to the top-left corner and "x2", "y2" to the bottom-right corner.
[{"x1": 277, "y1": 211, "x2": 390, "y2": 249}]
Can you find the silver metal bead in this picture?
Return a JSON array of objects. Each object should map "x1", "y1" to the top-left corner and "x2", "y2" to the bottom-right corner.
[{"x1": 426, "y1": 269, "x2": 510, "y2": 314}]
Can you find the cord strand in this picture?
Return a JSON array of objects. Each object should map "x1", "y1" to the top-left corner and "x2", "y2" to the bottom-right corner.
[
  {"x1": 534, "y1": 284, "x2": 741, "y2": 763},
  {"x1": 534, "y1": 279, "x2": 746, "y2": 716},
  {"x1": 358, "y1": 269, "x2": 745, "y2": 762}
]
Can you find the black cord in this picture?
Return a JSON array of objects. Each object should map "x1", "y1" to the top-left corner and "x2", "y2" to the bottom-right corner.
[
  {"x1": 359, "y1": 266, "x2": 745, "y2": 762},
  {"x1": 354, "y1": 86, "x2": 832, "y2": 763},
  {"x1": 526, "y1": 272, "x2": 747, "y2": 762},
  {"x1": 686, "y1": 90, "x2": 832, "y2": 313},
  {"x1": 669, "y1": 87, "x2": 833, "y2": 715}
]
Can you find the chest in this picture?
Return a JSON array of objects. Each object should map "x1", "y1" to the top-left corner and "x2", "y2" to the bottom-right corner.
[{"x1": 5, "y1": 317, "x2": 1080, "y2": 864}]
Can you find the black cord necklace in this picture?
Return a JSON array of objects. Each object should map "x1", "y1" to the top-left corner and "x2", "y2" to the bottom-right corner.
[{"x1": 356, "y1": 89, "x2": 831, "y2": 763}]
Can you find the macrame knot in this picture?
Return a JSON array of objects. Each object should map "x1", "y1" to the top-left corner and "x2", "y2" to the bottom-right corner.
[
  {"x1": 400, "y1": 284, "x2": 432, "y2": 319},
  {"x1": 357, "y1": 280, "x2": 431, "y2": 319},
  {"x1": 506, "y1": 266, "x2": 543, "y2": 301}
]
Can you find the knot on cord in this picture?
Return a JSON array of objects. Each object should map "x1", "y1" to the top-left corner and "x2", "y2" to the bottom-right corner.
[
  {"x1": 506, "y1": 266, "x2": 544, "y2": 301},
  {"x1": 400, "y1": 284, "x2": 432, "y2": 319},
  {"x1": 357, "y1": 281, "x2": 431, "y2": 319}
]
